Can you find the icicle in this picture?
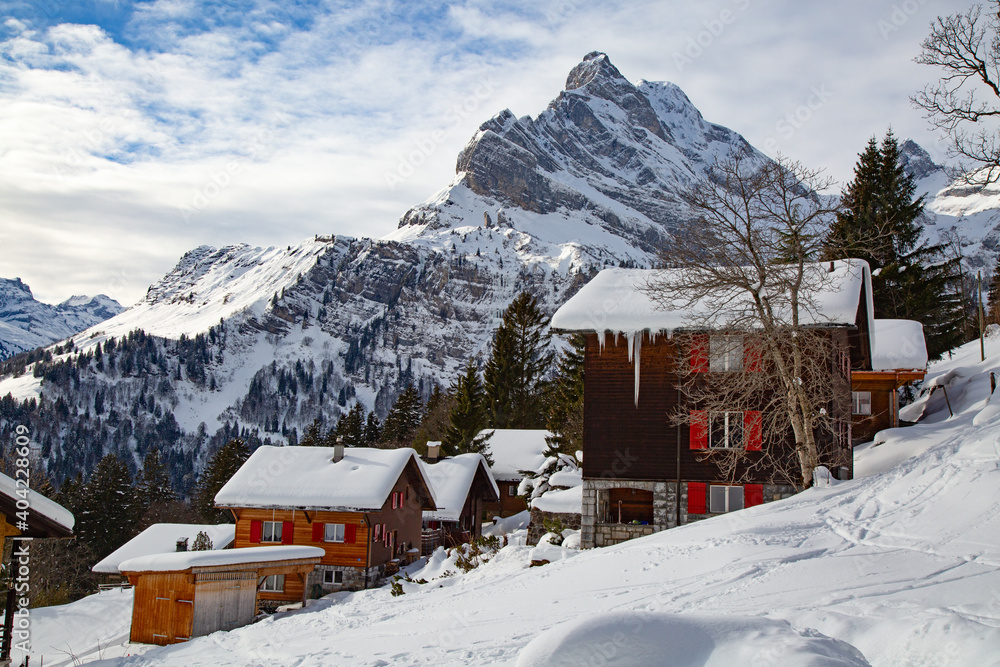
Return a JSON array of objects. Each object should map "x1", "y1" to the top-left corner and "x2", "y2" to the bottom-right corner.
[
  {"x1": 626, "y1": 331, "x2": 635, "y2": 362},
  {"x1": 596, "y1": 330, "x2": 606, "y2": 354},
  {"x1": 633, "y1": 331, "x2": 642, "y2": 407}
]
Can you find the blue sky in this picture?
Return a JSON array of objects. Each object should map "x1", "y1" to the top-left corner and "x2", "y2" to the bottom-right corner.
[{"x1": 0, "y1": 0, "x2": 974, "y2": 305}]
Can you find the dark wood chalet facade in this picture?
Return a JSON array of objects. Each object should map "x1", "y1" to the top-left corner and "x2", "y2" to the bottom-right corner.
[
  {"x1": 215, "y1": 446, "x2": 436, "y2": 602},
  {"x1": 550, "y1": 261, "x2": 877, "y2": 549}
]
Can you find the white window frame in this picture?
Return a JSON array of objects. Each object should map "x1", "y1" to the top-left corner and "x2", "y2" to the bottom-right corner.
[
  {"x1": 709, "y1": 485, "x2": 744, "y2": 513},
  {"x1": 261, "y1": 574, "x2": 284, "y2": 592},
  {"x1": 324, "y1": 523, "x2": 346, "y2": 543},
  {"x1": 709, "y1": 335, "x2": 743, "y2": 372},
  {"x1": 852, "y1": 391, "x2": 872, "y2": 416},
  {"x1": 323, "y1": 569, "x2": 344, "y2": 585},
  {"x1": 261, "y1": 520, "x2": 282, "y2": 543},
  {"x1": 507, "y1": 484, "x2": 516, "y2": 497},
  {"x1": 709, "y1": 411, "x2": 744, "y2": 449}
]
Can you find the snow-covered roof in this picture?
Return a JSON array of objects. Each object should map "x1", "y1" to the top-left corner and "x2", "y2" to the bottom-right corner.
[
  {"x1": 481, "y1": 430, "x2": 550, "y2": 482},
  {"x1": 214, "y1": 446, "x2": 436, "y2": 511},
  {"x1": 92, "y1": 523, "x2": 236, "y2": 574},
  {"x1": 420, "y1": 454, "x2": 500, "y2": 523},
  {"x1": 872, "y1": 319, "x2": 927, "y2": 371},
  {"x1": 0, "y1": 471, "x2": 74, "y2": 532},
  {"x1": 118, "y1": 545, "x2": 324, "y2": 573},
  {"x1": 551, "y1": 260, "x2": 873, "y2": 334}
]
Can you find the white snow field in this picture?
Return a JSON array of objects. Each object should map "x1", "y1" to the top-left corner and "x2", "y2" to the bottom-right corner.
[{"x1": 21, "y1": 334, "x2": 1000, "y2": 665}]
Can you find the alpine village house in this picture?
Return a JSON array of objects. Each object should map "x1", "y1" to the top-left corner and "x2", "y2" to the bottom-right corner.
[
  {"x1": 550, "y1": 259, "x2": 896, "y2": 550},
  {"x1": 214, "y1": 445, "x2": 437, "y2": 602}
]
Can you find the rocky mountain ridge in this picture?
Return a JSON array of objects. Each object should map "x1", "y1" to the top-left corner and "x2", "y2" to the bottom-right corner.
[{"x1": 0, "y1": 278, "x2": 123, "y2": 360}]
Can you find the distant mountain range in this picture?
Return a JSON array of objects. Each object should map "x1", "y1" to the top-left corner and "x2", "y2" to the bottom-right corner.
[
  {"x1": 0, "y1": 52, "x2": 996, "y2": 489},
  {"x1": 0, "y1": 278, "x2": 122, "y2": 360}
]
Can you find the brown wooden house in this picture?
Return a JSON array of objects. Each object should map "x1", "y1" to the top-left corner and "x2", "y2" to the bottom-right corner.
[
  {"x1": 851, "y1": 319, "x2": 927, "y2": 443},
  {"x1": 420, "y1": 454, "x2": 500, "y2": 553},
  {"x1": 215, "y1": 445, "x2": 437, "y2": 602},
  {"x1": 550, "y1": 261, "x2": 876, "y2": 549},
  {"x1": 118, "y1": 546, "x2": 323, "y2": 645},
  {"x1": 479, "y1": 429, "x2": 549, "y2": 518}
]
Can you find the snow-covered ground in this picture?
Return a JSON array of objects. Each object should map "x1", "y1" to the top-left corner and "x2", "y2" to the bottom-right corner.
[{"x1": 18, "y1": 334, "x2": 1000, "y2": 665}]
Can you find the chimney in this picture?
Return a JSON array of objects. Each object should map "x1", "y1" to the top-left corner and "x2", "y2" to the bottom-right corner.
[
  {"x1": 332, "y1": 444, "x2": 345, "y2": 463},
  {"x1": 829, "y1": 260, "x2": 835, "y2": 272},
  {"x1": 176, "y1": 538, "x2": 188, "y2": 552},
  {"x1": 426, "y1": 442, "x2": 441, "y2": 461}
]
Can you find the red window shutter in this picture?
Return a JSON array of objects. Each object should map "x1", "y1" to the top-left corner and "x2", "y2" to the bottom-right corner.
[
  {"x1": 689, "y1": 410, "x2": 708, "y2": 449},
  {"x1": 345, "y1": 524, "x2": 357, "y2": 544},
  {"x1": 312, "y1": 522, "x2": 324, "y2": 542},
  {"x1": 687, "y1": 482, "x2": 707, "y2": 515},
  {"x1": 690, "y1": 334, "x2": 709, "y2": 373},
  {"x1": 744, "y1": 411, "x2": 762, "y2": 451},
  {"x1": 745, "y1": 484, "x2": 764, "y2": 507},
  {"x1": 250, "y1": 520, "x2": 262, "y2": 544},
  {"x1": 744, "y1": 339, "x2": 762, "y2": 371},
  {"x1": 281, "y1": 521, "x2": 294, "y2": 544}
]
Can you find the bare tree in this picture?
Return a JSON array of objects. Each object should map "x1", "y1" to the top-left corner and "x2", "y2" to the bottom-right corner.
[
  {"x1": 643, "y1": 154, "x2": 851, "y2": 488},
  {"x1": 913, "y1": 1, "x2": 1000, "y2": 184}
]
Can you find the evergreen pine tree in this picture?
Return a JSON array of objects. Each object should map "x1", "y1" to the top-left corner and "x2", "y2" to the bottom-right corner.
[
  {"x1": 545, "y1": 334, "x2": 586, "y2": 457},
  {"x1": 826, "y1": 130, "x2": 965, "y2": 358},
  {"x1": 191, "y1": 531, "x2": 213, "y2": 551},
  {"x1": 381, "y1": 385, "x2": 423, "y2": 447},
  {"x1": 298, "y1": 418, "x2": 324, "y2": 447},
  {"x1": 442, "y1": 359, "x2": 491, "y2": 461},
  {"x1": 482, "y1": 292, "x2": 553, "y2": 428},
  {"x1": 987, "y1": 256, "x2": 1000, "y2": 325},
  {"x1": 77, "y1": 453, "x2": 141, "y2": 560},
  {"x1": 193, "y1": 437, "x2": 251, "y2": 523},
  {"x1": 363, "y1": 411, "x2": 382, "y2": 445},
  {"x1": 412, "y1": 385, "x2": 455, "y2": 454},
  {"x1": 137, "y1": 448, "x2": 176, "y2": 510},
  {"x1": 335, "y1": 403, "x2": 366, "y2": 446}
]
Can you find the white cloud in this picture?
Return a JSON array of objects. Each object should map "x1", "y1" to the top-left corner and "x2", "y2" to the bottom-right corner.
[{"x1": 0, "y1": 0, "x2": 977, "y2": 305}]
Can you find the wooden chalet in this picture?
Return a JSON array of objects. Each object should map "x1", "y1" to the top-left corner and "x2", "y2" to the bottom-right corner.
[
  {"x1": 550, "y1": 260, "x2": 876, "y2": 549},
  {"x1": 851, "y1": 319, "x2": 927, "y2": 443},
  {"x1": 420, "y1": 454, "x2": 500, "y2": 553},
  {"x1": 0, "y1": 470, "x2": 74, "y2": 665},
  {"x1": 118, "y1": 546, "x2": 323, "y2": 645},
  {"x1": 480, "y1": 429, "x2": 549, "y2": 518},
  {"x1": 215, "y1": 445, "x2": 437, "y2": 602}
]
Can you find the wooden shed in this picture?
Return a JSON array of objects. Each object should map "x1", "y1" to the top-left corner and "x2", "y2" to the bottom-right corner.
[
  {"x1": 420, "y1": 454, "x2": 500, "y2": 553},
  {"x1": 119, "y1": 545, "x2": 323, "y2": 645}
]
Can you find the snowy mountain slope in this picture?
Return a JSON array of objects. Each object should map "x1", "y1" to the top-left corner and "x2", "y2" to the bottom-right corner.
[
  {"x1": 23, "y1": 333, "x2": 1000, "y2": 666},
  {"x1": 0, "y1": 278, "x2": 122, "y2": 360}
]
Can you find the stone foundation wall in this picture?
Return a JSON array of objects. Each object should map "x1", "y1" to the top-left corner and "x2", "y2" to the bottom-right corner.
[
  {"x1": 583, "y1": 480, "x2": 800, "y2": 547},
  {"x1": 305, "y1": 564, "x2": 384, "y2": 596},
  {"x1": 527, "y1": 508, "x2": 581, "y2": 546}
]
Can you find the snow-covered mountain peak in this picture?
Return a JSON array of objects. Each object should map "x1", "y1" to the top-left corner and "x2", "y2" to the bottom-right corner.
[{"x1": 0, "y1": 278, "x2": 123, "y2": 360}]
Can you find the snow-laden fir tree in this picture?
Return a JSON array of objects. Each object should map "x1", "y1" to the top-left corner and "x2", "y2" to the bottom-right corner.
[
  {"x1": 483, "y1": 292, "x2": 553, "y2": 429},
  {"x1": 194, "y1": 437, "x2": 250, "y2": 522},
  {"x1": 381, "y1": 385, "x2": 423, "y2": 447},
  {"x1": 825, "y1": 130, "x2": 965, "y2": 358},
  {"x1": 545, "y1": 333, "x2": 585, "y2": 457},
  {"x1": 442, "y1": 359, "x2": 491, "y2": 462},
  {"x1": 77, "y1": 453, "x2": 141, "y2": 560}
]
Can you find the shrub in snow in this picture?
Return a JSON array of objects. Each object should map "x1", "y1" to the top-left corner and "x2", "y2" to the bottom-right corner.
[
  {"x1": 455, "y1": 535, "x2": 502, "y2": 573},
  {"x1": 191, "y1": 531, "x2": 213, "y2": 551},
  {"x1": 518, "y1": 453, "x2": 579, "y2": 503}
]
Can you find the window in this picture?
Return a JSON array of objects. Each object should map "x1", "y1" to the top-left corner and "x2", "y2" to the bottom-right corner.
[
  {"x1": 507, "y1": 484, "x2": 516, "y2": 497},
  {"x1": 323, "y1": 570, "x2": 344, "y2": 585},
  {"x1": 324, "y1": 523, "x2": 345, "y2": 543},
  {"x1": 373, "y1": 523, "x2": 381, "y2": 541},
  {"x1": 709, "y1": 485, "x2": 744, "y2": 513},
  {"x1": 709, "y1": 412, "x2": 743, "y2": 449},
  {"x1": 852, "y1": 391, "x2": 872, "y2": 415},
  {"x1": 391, "y1": 493, "x2": 398, "y2": 509},
  {"x1": 261, "y1": 521, "x2": 282, "y2": 543},
  {"x1": 709, "y1": 335, "x2": 743, "y2": 372},
  {"x1": 261, "y1": 574, "x2": 284, "y2": 592}
]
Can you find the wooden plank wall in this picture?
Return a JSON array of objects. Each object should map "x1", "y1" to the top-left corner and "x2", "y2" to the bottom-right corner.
[
  {"x1": 129, "y1": 573, "x2": 195, "y2": 645},
  {"x1": 191, "y1": 574, "x2": 257, "y2": 637}
]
